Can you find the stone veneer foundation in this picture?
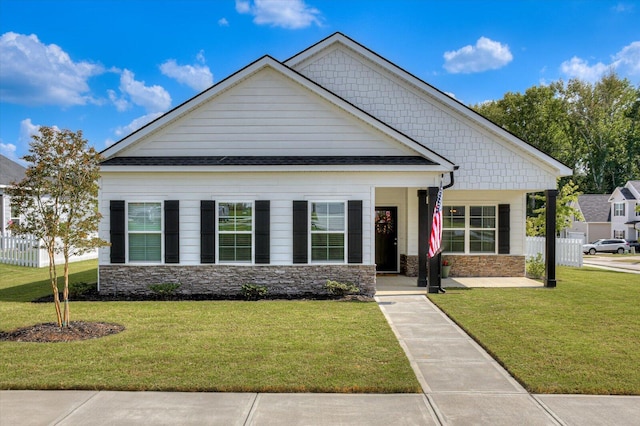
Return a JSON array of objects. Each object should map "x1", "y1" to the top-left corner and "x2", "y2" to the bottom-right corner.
[
  {"x1": 400, "y1": 255, "x2": 525, "y2": 277},
  {"x1": 99, "y1": 264, "x2": 376, "y2": 298}
]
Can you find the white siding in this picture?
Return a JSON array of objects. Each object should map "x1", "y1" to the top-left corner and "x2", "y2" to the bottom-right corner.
[
  {"x1": 99, "y1": 171, "x2": 441, "y2": 266},
  {"x1": 294, "y1": 47, "x2": 560, "y2": 191},
  {"x1": 123, "y1": 69, "x2": 414, "y2": 158}
]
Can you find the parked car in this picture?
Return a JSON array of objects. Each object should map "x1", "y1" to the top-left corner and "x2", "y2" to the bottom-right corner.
[
  {"x1": 583, "y1": 239, "x2": 630, "y2": 255},
  {"x1": 626, "y1": 239, "x2": 640, "y2": 252}
]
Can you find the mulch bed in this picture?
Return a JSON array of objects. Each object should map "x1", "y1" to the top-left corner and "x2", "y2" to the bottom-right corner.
[{"x1": 0, "y1": 321, "x2": 125, "y2": 343}]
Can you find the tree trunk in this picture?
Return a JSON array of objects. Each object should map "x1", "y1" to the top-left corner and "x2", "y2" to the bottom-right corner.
[
  {"x1": 48, "y1": 247, "x2": 62, "y2": 327},
  {"x1": 62, "y1": 253, "x2": 70, "y2": 327}
]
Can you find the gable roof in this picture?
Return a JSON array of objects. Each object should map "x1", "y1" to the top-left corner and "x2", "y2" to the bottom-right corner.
[
  {"x1": 626, "y1": 181, "x2": 640, "y2": 197},
  {"x1": 101, "y1": 55, "x2": 455, "y2": 171},
  {"x1": 0, "y1": 154, "x2": 26, "y2": 186},
  {"x1": 577, "y1": 194, "x2": 611, "y2": 223},
  {"x1": 621, "y1": 188, "x2": 636, "y2": 200},
  {"x1": 285, "y1": 32, "x2": 572, "y2": 178}
]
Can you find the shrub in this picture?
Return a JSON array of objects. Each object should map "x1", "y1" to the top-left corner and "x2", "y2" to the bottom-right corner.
[
  {"x1": 69, "y1": 281, "x2": 97, "y2": 298},
  {"x1": 148, "y1": 282, "x2": 181, "y2": 298},
  {"x1": 325, "y1": 280, "x2": 360, "y2": 297},
  {"x1": 526, "y1": 253, "x2": 545, "y2": 279},
  {"x1": 241, "y1": 283, "x2": 268, "y2": 301}
]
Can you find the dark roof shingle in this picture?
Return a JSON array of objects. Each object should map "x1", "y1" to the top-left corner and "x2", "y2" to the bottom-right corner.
[
  {"x1": 577, "y1": 194, "x2": 611, "y2": 223},
  {"x1": 0, "y1": 155, "x2": 26, "y2": 185},
  {"x1": 101, "y1": 156, "x2": 437, "y2": 166}
]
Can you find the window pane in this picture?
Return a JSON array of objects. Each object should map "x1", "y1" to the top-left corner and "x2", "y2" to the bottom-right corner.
[
  {"x1": 470, "y1": 206, "x2": 495, "y2": 229},
  {"x1": 311, "y1": 202, "x2": 344, "y2": 231},
  {"x1": 443, "y1": 230, "x2": 465, "y2": 253},
  {"x1": 470, "y1": 230, "x2": 495, "y2": 253},
  {"x1": 129, "y1": 233, "x2": 161, "y2": 261},
  {"x1": 311, "y1": 233, "x2": 344, "y2": 261},
  {"x1": 443, "y1": 206, "x2": 465, "y2": 228},
  {"x1": 219, "y1": 202, "x2": 252, "y2": 231},
  {"x1": 128, "y1": 202, "x2": 161, "y2": 232}
]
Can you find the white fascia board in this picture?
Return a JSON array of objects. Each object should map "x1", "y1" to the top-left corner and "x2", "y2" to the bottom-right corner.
[
  {"x1": 99, "y1": 164, "x2": 452, "y2": 173},
  {"x1": 286, "y1": 33, "x2": 572, "y2": 177}
]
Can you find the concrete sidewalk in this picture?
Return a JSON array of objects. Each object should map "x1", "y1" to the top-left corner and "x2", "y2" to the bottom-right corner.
[{"x1": 2, "y1": 295, "x2": 639, "y2": 425}]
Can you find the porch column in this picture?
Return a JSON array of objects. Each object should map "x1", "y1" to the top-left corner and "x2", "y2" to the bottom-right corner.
[
  {"x1": 427, "y1": 186, "x2": 440, "y2": 294},
  {"x1": 545, "y1": 189, "x2": 558, "y2": 288},
  {"x1": 417, "y1": 190, "x2": 428, "y2": 287}
]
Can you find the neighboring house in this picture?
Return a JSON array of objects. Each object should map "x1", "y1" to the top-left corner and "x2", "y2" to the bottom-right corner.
[
  {"x1": 609, "y1": 181, "x2": 640, "y2": 241},
  {"x1": 567, "y1": 194, "x2": 611, "y2": 243},
  {"x1": 98, "y1": 33, "x2": 572, "y2": 297},
  {"x1": 0, "y1": 154, "x2": 26, "y2": 235}
]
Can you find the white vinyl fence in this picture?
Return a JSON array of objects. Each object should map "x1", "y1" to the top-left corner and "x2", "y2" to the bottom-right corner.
[
  {"x1": 525, "y1": 236, "x2": 583, "y2": 268},
  {"x1": 0, "y1": 234, "x2": 98, "y2": 268}
]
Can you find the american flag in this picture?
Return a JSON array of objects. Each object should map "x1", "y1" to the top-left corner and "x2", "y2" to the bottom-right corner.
[{"x1": 428, "y1": 181, "x2": 443, "y2": 258}]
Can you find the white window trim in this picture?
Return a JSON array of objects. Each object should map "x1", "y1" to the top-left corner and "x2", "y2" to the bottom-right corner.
[
  {"x1": 443, "y1": 204, "x2": 498, "y2": 255},
  {"x1": 309, "y1": 200, "x2": 347, "y2": 264},
  {"x1": 126, "y1": 201, "x2": 164, "y2": 264},
  {"x1": 613, "y1": 202, "x2": 625, "y2": 217},
  {"x1": 217, "y1": 201, "x2": 254, "y2": 264}
]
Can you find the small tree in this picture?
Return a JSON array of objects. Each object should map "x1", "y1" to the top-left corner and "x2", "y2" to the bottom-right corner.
[
  {"x1": 527, "y1": 180, "x2": 584, "y2": 237},
  {"x1": 8, "y1": 127, "x2": 107, "y2": 327}
]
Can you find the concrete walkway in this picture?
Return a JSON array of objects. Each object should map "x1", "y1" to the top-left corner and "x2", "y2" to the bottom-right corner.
[{"x1": 2, "y1": 295, "x2": 639, "y2": 425}]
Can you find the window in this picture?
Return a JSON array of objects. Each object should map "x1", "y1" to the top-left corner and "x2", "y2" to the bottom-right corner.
[
  {"x1": 218, "y1": 202, "x2": 253, "y2": 262},
  {"x1": 614, "y1": 203, "x2": 625, "y2": 217},
  {"x1": 310, "y1": 202, "x2": 345, "y2": 262},
  {"x1": 469, "y1": 206, "x2": 496, "y2": 253},
  {"x1": 636, "y1": 203, "x2": 640, "y2": 216},
  {"x1": 128, "y1": 202, "x2": 162, "y2": 262},
  {"x1": 613, "y1": 230, "x2": 625, "y2": 239},
  {"x1": 442, "y1": 206, "x2": 465, "y2": 253},
  {"x1": 442, "y1": 205, "x2": 496, "y2": 254},
  {"x1": 9, "y1": 204, "x2": 21, "y2": 227}
]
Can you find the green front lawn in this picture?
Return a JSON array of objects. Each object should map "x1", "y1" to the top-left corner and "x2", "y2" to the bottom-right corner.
[
  {"x1": 430, "y1": 267, "x2": 640, "y2": 395},
  {"x1": 0, "y1": 261, "x2": 419, "y2": 393}
]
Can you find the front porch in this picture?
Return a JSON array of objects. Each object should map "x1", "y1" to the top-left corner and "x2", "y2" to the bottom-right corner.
[{"x1": 375, "y1": 274, "x2": 543, "y2": 296}]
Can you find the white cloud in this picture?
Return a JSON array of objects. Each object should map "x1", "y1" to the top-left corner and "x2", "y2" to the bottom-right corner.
[
  {"x1": 443, "y1": 37, "x2": 513, "y2": 74},
  {"x1": 235, "y1": 0, "x2": 322, "y2": 29},
  {"x1": 160, "y1": 57, "x2": 213, "y2": 92},
  {"x1": 0, "y1": 141, "x2": 19, "y2": 160},
  {"x1": 0, "y1": 32, "x2": 104, "y2": 106},
  {"x1": 612, "y1": 41, "x2": 640, "y2": 76},
  {"x1": 107, "y1": 89, "x2": 130, "y2": 112},
  {"x1": 119, "y1": 69, "x2": 171, "y2": 113},
  {"x1": 114, "y1": 112, "x2": 164, "y2": 138},
  {"x1": 218, "y1": 17, "x2": 229, "y2": 26},
  {"x1": 560, "y1": 57, "x2": 609, "y2": 83},
  {"x1": 560, "y1": 41, "x2": 640, "y2": 82}
]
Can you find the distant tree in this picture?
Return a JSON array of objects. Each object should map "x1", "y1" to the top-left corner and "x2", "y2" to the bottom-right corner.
[
  {"x1": 473, "y1": 73, "x2": 640, "y2": 195},
  {"x1": 472, "y1": 83, "x2": 574, "y2": 169},
  {"x1": 527, "y1": 180, "x2": 583, "y2": 237},
  {"x1": 560, "y1": 72, "x2": 639, "y2": 193},
  {"x1": 8, "y1": 127, "x2": 107, "y2": 327}
]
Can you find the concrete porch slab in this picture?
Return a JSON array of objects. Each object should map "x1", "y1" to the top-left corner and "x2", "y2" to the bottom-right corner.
[{"x1": 376, "y1": 275, "x2": 542, "y2": 295}]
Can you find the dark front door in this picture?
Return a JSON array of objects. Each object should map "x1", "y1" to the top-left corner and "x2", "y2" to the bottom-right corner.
[{"x1": 375, "y1": 207, "x2": 398, "y2": 272}]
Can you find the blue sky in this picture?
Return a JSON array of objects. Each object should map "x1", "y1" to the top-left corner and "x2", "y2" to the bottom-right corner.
[{"x1": 1, "y1": 0, "x2": 639, "y2": 164}]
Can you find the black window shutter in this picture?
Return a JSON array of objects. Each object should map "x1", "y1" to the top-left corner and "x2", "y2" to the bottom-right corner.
[
  {"x1": 348, "y1": 200, "x2": 363, "y2": 263},
  {"x1": 201, "y1": 200, "x2": 216, "y2": 263},
  {"x1": 498, "y1": 204, "x2": 510, "y2": 254},
  {"x1": 110, "y1": 200, "x2": 125, "y2": 264},
  {"x1": 255, "y1": 200, "x2": 270, "y2": 264},
  {"x1": 292, "y1": 201, "x2": 308, "y2": 264},
  {"x1": 164, "y1": 200, "x2": 180, "y2": 263}
]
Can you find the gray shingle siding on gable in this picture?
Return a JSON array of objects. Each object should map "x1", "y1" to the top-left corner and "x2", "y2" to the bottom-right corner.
[{"x1": 578, "y1": 194, "x2": 611, "y2": 223}]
